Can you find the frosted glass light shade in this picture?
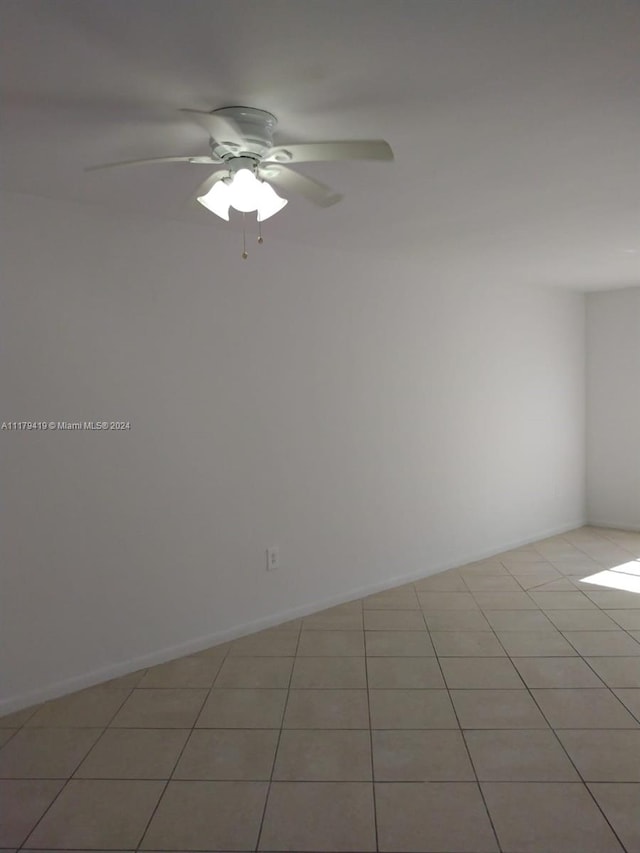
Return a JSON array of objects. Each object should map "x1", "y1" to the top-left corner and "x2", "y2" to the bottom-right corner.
[
  {"x1": 257, "y1": 181, "x2": 288, "y2": 221},
  {"x1": 228, "y1": 169, "x2": 261, "y2": 212},
  {"x1": 197, "y1": 168, "x2": 288, "y2": 221},
  {"x1": 197, "y1": 180, "x2": 231, "y2": 220}
]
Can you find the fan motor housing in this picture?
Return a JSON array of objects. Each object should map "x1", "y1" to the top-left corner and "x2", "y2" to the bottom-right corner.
[{"x1": 211, "y1": 106, "x2": 277, "y2": 162}]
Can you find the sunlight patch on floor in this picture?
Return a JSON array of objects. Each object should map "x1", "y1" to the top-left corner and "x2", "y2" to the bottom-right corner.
[{"x1": 581, "y1": 561, "x2": 640, "y2": 593}]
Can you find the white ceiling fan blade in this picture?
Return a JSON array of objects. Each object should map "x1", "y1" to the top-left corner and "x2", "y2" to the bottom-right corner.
[
  {"x1": 85, "y1": 155, "x2": 220, "y2": 172},
  {"x1": 263, "y1": 140, "x2": 393, "y2": 164},
  {"x1": 259, "y1": 166, "x2": 342, "y2": 207},
  {"x1": 181, "y1": 109, "x2": 245, "y2": 147}
]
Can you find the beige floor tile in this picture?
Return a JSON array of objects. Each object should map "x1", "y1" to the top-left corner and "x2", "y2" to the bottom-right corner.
[
  {"x1": 422, "y1": 609, "x2": 491, "y2": 631},
  {"x1": 557, "y1": 729, "x2": 640, "y2": 780},
  {"x1": 529, "y1": 590, "x2": 598, "y2": 609},
  {"x1": 9, "y1": 527, "x2": 640, "y2": 852},
  {"x1": 465, "y1": 730, "x2": 579, "y2": 781},
  {"x1": 482, "y1": 782, "x2": 623, "y2": 852},
  {"x1": 363, "y1": 610, "x2": 426, "y2": 631},
  {"x1": 366, "y1": 657, "x2": 445, "y2": 688},
  {"x1": 0, "y1": 779, "x2": 64, "y2": 846},
  {"x1": 552, "y1": 555, "x2": 603, "y2": 577},
  {"x1": 363, "y1": 590, "x2": 420, "y2": 609},
  {"x1": 25, "y1": 687, "x2": 130, "y2": 727},
  {"x1": 586, "y1": 656, "x2": 640, "y2": 688},
  {"x1": 472, "y1": 591, "x2": 538, "y2": 610},
  {"x1": 392, "y1": 581, "x2": 423, "y2": 593},
  {"x1": 173, "y1": 729, "x2": 278, "y2": 780},
  {"x1": 137, "y1": 655, "x2": 222, "y2": 688},
  {"x1": 606, "y1": 609, "x2": 640, "y2": 629},
  {"x1": 531, "y1": 541, "x2": 579, "y2": 559},
  {"x1": 228, "y1": 629, "x2": 299, "y2": 655},
  {"x1": 440, "y1": 657, "x2": 524, "y2": 689},
  {"x1": 283, "y1": 689, "x2": 369, "y2": 729},
  {"x1": 290, "y1": 656, "x2": 366, "y2": 688},
  {"x1": 496, "y1": 630, "x2": 577, "y2": 656},
  {"x1": 25, "y1": 779, "x2": 164, "y2": 849},
  {"x1": 551, "y1": 558, "x2": 604, "y2": 575},
  {"x1": 513, "y1": 656, "x2": 605, "y2": 688},
  {"x1": 584, "y1": 547, "x2": 636, "y2": 565},
  {"x1": 196, "y1": 689, "x2": 287, "y2": 728},
  {"x1": 0, "y1": 730, "x2": 16, "y2": 748},
  {"x1": 530, "y1": 577, "x2": 579, "y2": 591},
  {"x1": 302, "y1": 611, "x2": 364, "y2": 630},
  {"x1": 482, "y1": 609, "x2": 556, "y2": 631},
  {"x1": 532, "y1": 688, "x2": 639, "y2": 728},
  {"x1": 260, "y1": 782, "x2": 375, "y2": 851},
  {"x1": 515, "y1": 571, "x2": 567, "y2": 590},
  {"x1": 273, "y1": 730, "x2": 371, "y2": 780},
  {"x1": 584, "y1": 590, "x2": 640, "y2": 609},
  {"x1": 0, "y1": 707, "x2": 38, "y2": 728},
  {"x1": 589, "y1": 783, "x2": 640, "y2": 852},
  {"x1": 140, "y1": 780, "x2": 267, "y2": 850},
  {"x1": 504, "y1": 561, "x2": 558, "y2": 576},
  {"x1": 463, "y1": 574, "x2": 524, "y2": 591},
  {"x1": 191, "y1": 641, "x2": 233, "y2": 658},
  {"x1": 459, "y1": 560, "x2": 509, "y2": 576},
  {"x1": 310, "y1": 601, "x2": 363, "y2": 615},
  {"x1": 414, "y1": 571, "x2": 468, "y2": 591},
  {"x1": 373, "y1": 730, "x2": 474, "y2": 781},
  {"x1": 101, "y1": 669, "x2": 147, "y2": 689},
  {"x1": 110, "y1": 689, "x2": 207, "y2": 728},
  {"x1": 214, "y1": 656, "x2": 293, "y2": 688},
  {"x1": 451, "y1": 689, "x2": 548, "y2": 729},
  {"x1": 365, "y1": 630, "x2": 435, "y2": 656},
  {"x1": 74, "y1": 728, "x2": 189, "y2": 779},
  {"x1": 417, "y1": 591, "x2": 479, "y2": 610},
  {"x1": 369, "y1": 689, "x2": 458, "y2": 729},
  {"x1": 563, "y1": 631, "x2": 640, "y2": 656},
  {"x1": 376, "y1": 781, "x2": 498, "y2": 852},
  {"x1": 0, "y1": 728, "x2": 102, "y2": 778},
  {"x1": 501, "y1": 550, "x2": 546, "y2": 564},
  {"x1": 546, "y1": 609, "x2": 620, "y2": 631},
  {"x1": 431, "y1": 631, "x2": 506, "y2": 656},
  {"x1": 614, "y1": 688, "x2": 640, "y2": 719},
  {"x1": 297, "y1": 630, "x2": 365, "y2": 656}
]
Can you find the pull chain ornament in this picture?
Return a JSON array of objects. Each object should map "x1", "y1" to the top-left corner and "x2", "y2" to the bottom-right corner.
[{"x1": 241, "y1": 213, "x2": 248, "y2": 259}]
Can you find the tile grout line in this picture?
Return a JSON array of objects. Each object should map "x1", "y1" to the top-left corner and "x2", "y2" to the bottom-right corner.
[
  {"x1": 16, "y1": 679, "x2": 137, "y2": 852},
  {"x1": 253, "y1": 620, "x2": 303, "y2": 853},
  {"x1": 419, "y1": 597, "x2": 504, "y2": 853},
  {"x1": 364, "y1": 604, "x2": 380, "y2": 853},
  {"x1": 130, "y1": 643, "x2": 231, "y2": 853},
  {"x1": 432, "y1": 562, "x2": 634, "y2": 853},
  {"x1": 473, "y1": 536, "x2": 637, "y2": 851},
  {"x1": 491, "y1": 608, "x2": 633, "y2": 853}
]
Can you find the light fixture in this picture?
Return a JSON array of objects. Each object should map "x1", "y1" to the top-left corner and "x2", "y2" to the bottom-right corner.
[{"x1": 197, "y1": 167, "x2": 287, "y2": 222}]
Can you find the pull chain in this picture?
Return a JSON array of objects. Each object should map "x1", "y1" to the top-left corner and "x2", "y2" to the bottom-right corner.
[
  {"x1": 241, "y1": 213, "x2": 248, "y2": 259},
  {"x1": 257, "y1": 218, "x2": 264, "y2": 245}
]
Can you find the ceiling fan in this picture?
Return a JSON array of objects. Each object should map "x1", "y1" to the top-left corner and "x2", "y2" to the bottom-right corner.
[{"x1": 87, "y1": 106, "x2": 394, "y2": 229}]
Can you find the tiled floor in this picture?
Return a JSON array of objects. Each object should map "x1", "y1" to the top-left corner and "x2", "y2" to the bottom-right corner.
[{"x1": 2, "y1": 525, "x2": 640, "y2": 852}]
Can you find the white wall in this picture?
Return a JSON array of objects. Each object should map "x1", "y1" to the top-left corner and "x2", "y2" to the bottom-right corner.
[
  {"x1": 1, "y1": 191, "x2": 586, "y2": 711},
  {"x1": 586, "y1": 287, "x2": 640, "y2": 531}
]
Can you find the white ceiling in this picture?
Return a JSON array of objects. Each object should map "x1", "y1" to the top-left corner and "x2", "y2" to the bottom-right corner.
[{"x1": 1, "y1": 0, "x2": 639, "y2": 289}]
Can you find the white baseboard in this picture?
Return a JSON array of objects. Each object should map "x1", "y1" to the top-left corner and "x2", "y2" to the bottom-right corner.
[
  {"x1": 0, "y1": 517, "x2": 587, "y2": 715},
  {"x1": 587, "y1": 519, "x2": 640, "y2": 533}
]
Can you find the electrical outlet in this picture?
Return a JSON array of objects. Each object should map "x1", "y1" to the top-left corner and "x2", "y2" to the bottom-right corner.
[{"x1": 266, "y1": 547, "x2": 280, "y2": 571}]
